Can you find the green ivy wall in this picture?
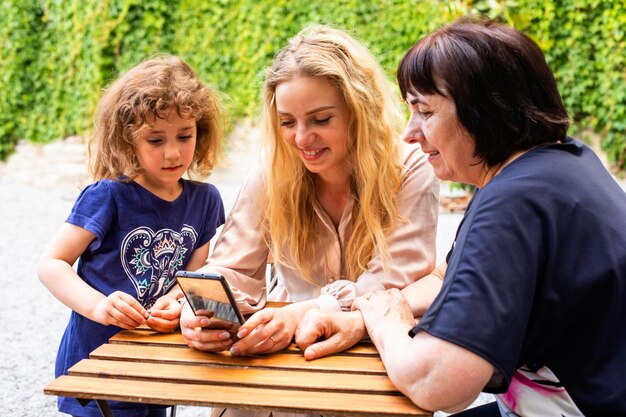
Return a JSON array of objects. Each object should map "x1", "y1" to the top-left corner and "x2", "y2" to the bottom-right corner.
[{"x1": 1, "y1": 0, "x2": 624, "y2": 168}]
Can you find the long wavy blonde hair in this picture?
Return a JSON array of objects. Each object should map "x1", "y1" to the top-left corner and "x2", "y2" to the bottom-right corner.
[
  {"x1": 263, "y1": 25, "x2": 405, "y2": 283},
  {"x1": 89, "y1": 55, "x2": 223, "y2": 181}
]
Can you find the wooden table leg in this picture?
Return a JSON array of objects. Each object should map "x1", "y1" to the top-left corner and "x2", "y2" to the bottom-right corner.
[{"x1": 95, "y1": 399, "x2": 116, "y2": 417}]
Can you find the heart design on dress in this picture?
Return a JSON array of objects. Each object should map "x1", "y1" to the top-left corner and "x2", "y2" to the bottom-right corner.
[{"x1": 120, "y1": 225, "x2": 198, "y2": 306}]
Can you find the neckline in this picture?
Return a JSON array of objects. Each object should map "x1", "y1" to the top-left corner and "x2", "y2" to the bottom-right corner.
[{"x1": 131, "y1": 179, "x2": 187, "y2": 204}]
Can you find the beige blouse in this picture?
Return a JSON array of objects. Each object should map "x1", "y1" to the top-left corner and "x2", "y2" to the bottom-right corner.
[{"x1": 200, "y1": 143, "x2": 439, "y2": 314}]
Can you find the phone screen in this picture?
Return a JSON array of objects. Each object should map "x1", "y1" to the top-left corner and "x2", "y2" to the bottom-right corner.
[{"x1": 175, "y1": 272, "x2": 245, "y2": 326}]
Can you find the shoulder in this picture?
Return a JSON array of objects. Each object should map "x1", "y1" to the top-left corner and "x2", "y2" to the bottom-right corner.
[
  {"x1": 480, "y1": 138, "x2": 601, "y2": 207},
  {"x1": 68, "y1": 179, "x2": 124, "y2": 236},
  {"x1": 184, "y1": 179, "x2": 222, "y2": 199},
  {"x1": 238, "y1": 163, "x2": 269, "y2": 199},
  {"x1": 75, "y1": 178, "x2": 121, "y2": 201},
  {"x1": 82, "y1": 178, "x2": 113, "y2": 192},
  {"x1": 181, "y1": 180, "x2": 224, "y2": 218}
]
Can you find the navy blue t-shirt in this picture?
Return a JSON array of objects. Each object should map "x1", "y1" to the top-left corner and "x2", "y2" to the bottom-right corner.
[
  {"x1": 412, "y1": 138, "x2": 626, "y2": 415},
  {"x1": 56, "y1": 178, "x2": 225, "y2": 417}
]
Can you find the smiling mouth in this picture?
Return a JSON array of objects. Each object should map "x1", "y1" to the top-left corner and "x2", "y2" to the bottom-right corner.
[
  {"x1": 425, "y1": 150, "x2": 440, "y2": 162},
  {"x1": 302, "y1": 149, "x2": 322, "y2": 157}
]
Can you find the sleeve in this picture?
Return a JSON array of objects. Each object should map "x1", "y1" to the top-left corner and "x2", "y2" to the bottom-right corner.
[
  {"x1": 66, "y1": 180, "x2": 116, "y2": 251},
  {"x1": 413, "y1": 185, "x2": 544, "y2": 390},
  {"x1": 197, "y1": 184, "x2": 226, "y2": 247},
  {"x1": 198, "y1": 167, "x2": 270, "y2": 314},
  {"x1": 318, "y1": 147, "x2": 439, "y2": 311}
]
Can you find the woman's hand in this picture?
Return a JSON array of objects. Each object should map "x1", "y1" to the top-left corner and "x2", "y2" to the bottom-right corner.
[
  {"x1": 179, "y1": 302, "x2": 235, "y2": 352},
  {"x1": 147, "y1": 296, "x2": 182, "y2": 333},
  {"x1": 230, "y1": 300, "x2": 318, "y2": 356},
  {"x1": 352, "y1": 289, "x2": 414, "y2": 343},
  {"x1": 295, "y1": 310, "x2": 367, "y2": 360},
  {"x1": 92, "y1": 291, "x2": 149, "y2": 329}
]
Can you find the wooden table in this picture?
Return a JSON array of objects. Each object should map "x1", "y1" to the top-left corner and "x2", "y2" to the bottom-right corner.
[{"x1": 44, "y1": 325, "x2": 431, "y2": 417}]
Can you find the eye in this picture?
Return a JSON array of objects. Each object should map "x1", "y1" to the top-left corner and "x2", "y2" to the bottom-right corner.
[
  {"x1": 417, "y1": 107, "x2": 433, "y2": 119},
  {"x1": 147, "y1": 138, "x2": 163, "y2": 145},
  {"x1": 178, "y1": 134, "x2": 193, "y2": 141},
  {"x1": 313, "y1": 116, "x2": 331, "y2": 126},
  {"x1": 280, "y1": 119, "x2": 295, "y2": 128}
]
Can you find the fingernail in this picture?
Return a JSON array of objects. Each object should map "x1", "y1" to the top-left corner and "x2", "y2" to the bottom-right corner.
[
  {"x1": 230, "y1": 346, "x2": 240, "y2": 356},
  {"x1": 237, "y1": 329, "x2": 247, "y2": 338},
  {"x1": 200, "y1": 318, "x2": 209, "y2": 326},
  {"x1": 218, "y1": 331, "x2": 231, "y2": 340}
]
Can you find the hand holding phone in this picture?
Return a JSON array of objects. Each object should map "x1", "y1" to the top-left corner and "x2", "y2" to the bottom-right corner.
[{"x1": 175, "y1": 271, "x2": 245, "y2": 339}]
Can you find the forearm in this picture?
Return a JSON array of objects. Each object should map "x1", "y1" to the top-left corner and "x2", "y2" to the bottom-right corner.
[
  {"x1": 38, "y1": 259, "x2": 105, "y2": 321},
  {"x1": 400, "y1": 261, "x2": 446, "y2": 317},
  {"x1": 285, "y1": 299, "x2": 320, "y2": 323},
  {"x1": 400, "y1": 274, "x2": 443, "y2": 317},
  {"x1": 355, "y1": 285, "x2": 475, "y2": 412},
  {"x1": 368, "y1": 322, "x2": 441, "y2": 411},
  {"x1": 369, "y1": 321, "x2": 489, "y2": 412}
]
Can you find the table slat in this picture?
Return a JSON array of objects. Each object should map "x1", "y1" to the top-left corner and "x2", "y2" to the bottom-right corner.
[
  {"x1": 110, "y1": 329, "x2": 379, "y2": 356},
  {"x1": 45, "y1": 375, "x2": 430, "y2": 417},
  {"x1": 70, "y1": 359, "x2": 398, "y2": 394},
  {"x1": 91, "y1": 343, "x2": 387, "y2": 374}
]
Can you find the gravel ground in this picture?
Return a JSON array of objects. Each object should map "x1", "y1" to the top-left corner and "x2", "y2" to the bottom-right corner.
[{"x1": 0, "y1": 124, "x2": 490, "y2": 417}]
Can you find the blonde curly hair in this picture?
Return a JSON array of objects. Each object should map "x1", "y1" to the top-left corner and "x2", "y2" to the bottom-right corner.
[{"x1": 89, "y1": 55, "x2": 223, "y2": 181}]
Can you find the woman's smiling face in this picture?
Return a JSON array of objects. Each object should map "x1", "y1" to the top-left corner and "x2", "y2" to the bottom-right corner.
[
  {"x1": 402, "y1": 91, "x2": 487, "y2": 186},
  {"x1": 275, "y1": 76, "x2": 352, "y2": 182}
]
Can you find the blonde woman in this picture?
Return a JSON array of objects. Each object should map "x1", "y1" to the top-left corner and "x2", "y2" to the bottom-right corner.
[{"x1": 180, "y1": 25, "x2": 438, "y2": 362}]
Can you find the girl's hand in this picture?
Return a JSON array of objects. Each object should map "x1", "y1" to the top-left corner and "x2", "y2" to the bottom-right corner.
[
  {"x1": 179, "y1": 302, "x2": 235, "y2": 352},
  {"x1": 229, "y1": 301, "x2": 316, "y2": 356},
  {"x1": 147, "y1": 296, "x2": 182, "y2": 333},
  {"x1": 92, "y1": 291, "x2": 149, "y2": 329}
]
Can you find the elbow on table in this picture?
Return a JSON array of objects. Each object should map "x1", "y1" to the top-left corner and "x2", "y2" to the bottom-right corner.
[{"x1": 386, "y1": 354, "x2": 482, "y2": 413}]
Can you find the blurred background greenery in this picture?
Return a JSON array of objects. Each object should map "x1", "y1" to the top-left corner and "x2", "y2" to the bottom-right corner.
[{"x1": 1, "y1": 0, "x2": 624, "y2": 171}]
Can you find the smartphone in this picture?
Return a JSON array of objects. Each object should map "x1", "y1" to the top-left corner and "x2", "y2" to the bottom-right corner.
[{"x1": 175, "y1": 271, "x2": 245, "y2": 337}]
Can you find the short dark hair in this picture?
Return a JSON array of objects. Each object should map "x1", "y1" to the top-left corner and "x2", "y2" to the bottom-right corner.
[{"x1": 397, "y1": 17, "x2": 569, "y2": 167}]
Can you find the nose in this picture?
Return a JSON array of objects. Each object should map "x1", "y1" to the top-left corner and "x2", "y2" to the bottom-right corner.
[
  {"x1": 401, "y1": 113, "x2": 423, "y2": 145},
  {"x1": 295, "y1": 124, "x2": 314, "y2": 148},
  {"x1": 164, "y1": 142, "x2": 181, "y2": 161}
]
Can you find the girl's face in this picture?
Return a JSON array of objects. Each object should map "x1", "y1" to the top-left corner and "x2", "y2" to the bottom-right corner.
[
  {"x1": 402, "y1": 91, "x2": 487, "y2": 186},
  {"x1": 275, "y1": 76, "x2": 352, "y2": 183},
  {"x1": 134, "y1": 109, "x2": 197, "y2": 199}
]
